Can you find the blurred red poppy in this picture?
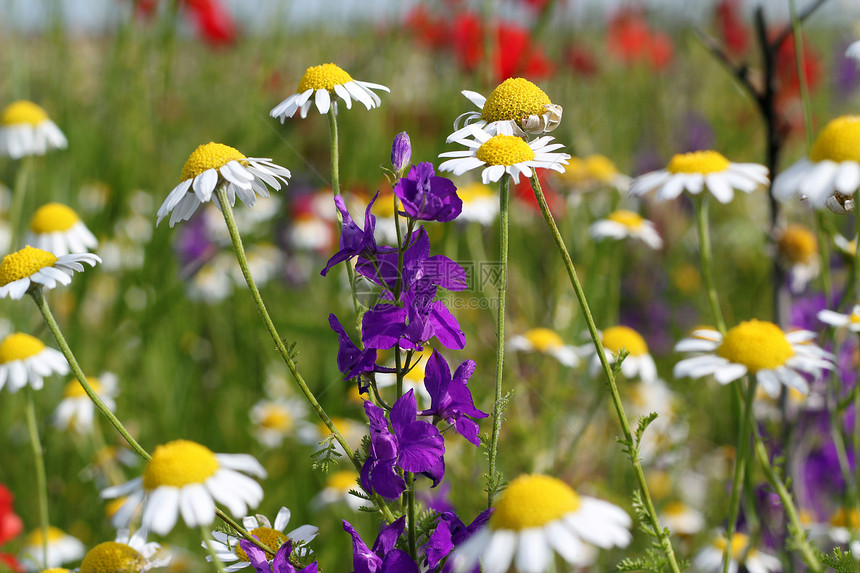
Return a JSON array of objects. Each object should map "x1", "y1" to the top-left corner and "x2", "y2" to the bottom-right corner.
[
  {"x1": 606, "y1": 8, "x2": 674, "y2": 71},
  {"x1": 184, "y1": 0, "x2": 236, "y2": 46},
  {"x1": 0, "y1": 554, "x2": 23, "y2": 573},
  {"x1": 405, "y1": 5, "x2": 449, "y2": 49},
  {"x1": 715, "y1": 0, "x2": 750, "y2": 56},
  {"x1": 515, "y1": 171, "x2": 564, "y2": 216}
]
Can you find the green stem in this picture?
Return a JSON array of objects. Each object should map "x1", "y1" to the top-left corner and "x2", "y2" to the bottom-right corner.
[
  {"x1": 31, "y1": 289, "x2": 151, "y2": 462},
  {"x1": 9, "y1": 156, "x2": 33, "y2": 248},
  {"x1": 406, "y1": 472, "x2": 417, "y2": 560},
  {"x1": 200, "y1": 524, "x2": 227, "y2": 573},
  {"x1": 752, "y1": 423, "x2": 823, "y2": 571},
  {"x1": 25, "y1": 387, "x2": 49, "y2": 569},
  {"x1": 722, "y1": 379, "x2": 757, "y2": 573},
  {"x1": 695, "y1": 195, "x2": 727, "y2": 334},
  {"x1": 215, "y1": 186, "x2": 396, "y2": 524},
  {"x1": 486, "y1": 175, "x2": 510, "y2": 508},
  {"x1": 528, "y1": 173, "x2": 681, "y2": 573},
  {"x1": 814, "y1": 211, "x2": 832, "y2": 307}
]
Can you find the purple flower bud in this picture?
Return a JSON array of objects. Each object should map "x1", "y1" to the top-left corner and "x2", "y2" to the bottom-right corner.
[{"x1": 391, "y1": 131, "x2": 412, "y2": 172}]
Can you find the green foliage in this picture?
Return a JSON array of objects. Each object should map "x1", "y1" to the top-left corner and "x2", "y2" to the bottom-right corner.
[
  {"x1": 310, "y1": 434, "x2": 342, "y2": 473},
  {"x1": 820, "y1": 547, "x2": 858, "y2": 573}
]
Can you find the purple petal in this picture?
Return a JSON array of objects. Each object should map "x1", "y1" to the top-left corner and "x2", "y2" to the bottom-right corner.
[
  {"x1": 343, "y1": 520, "x2": 382, "y2": 573},
  {"x1": 362, "y1": 304, "x2": 407, "y2": 349},
  {"x1": 428, "y1": 301, "x2": 466, "y2": 349}
]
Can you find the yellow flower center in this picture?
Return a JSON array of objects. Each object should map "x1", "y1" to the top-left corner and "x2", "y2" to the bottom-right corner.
[
  {"x1": 1, "y1": 100, "x2": 49, "y2": 126},
  {"x1": 490, "y1": 474, "x2": 581, "y2": 530},
  {"x1": 63, "y1": 377, "x2": 102, "y2": 398},
  {"x1": 180, "y1": 143, "x2": 247, "y2": 183},
  {"x1": 481, "y1": 78, "x2": 552, "y2": 123},
  {"x1": 104, "y1": 497, "x2": 127, "y2": 519},
  {"x1": 142, "y1": 440, "x2": 219, "y2": 490},
  {"x1": 234, "y1": 527, "x2": 286, "y2": 562},
  {"x1": 717, "y1": 320, "x2": 794, "y2": 373},
  {"x1": 850, "y1": 311, "x2": 860, "y2": 324},
  {"x1": 583, "y1": 154, "x2": 619, "y2": 182},
  {"x1": 457, "y1": 182, "x2": 494, "y2": 204},
  {"x1": 778, "y1": 225, "x2": 817, "y2": 264},
  {"x1": 713, "y1": 533, "x2": 754, "y2": 562},
  {"x1": 666, "y1": 151, "x2": 730, "y2": 174},
  {"x1": 42, "y1": 569, "x2": 70, "y2": 573},
  {"x1": 0, "y1": 333, "x2": 46, "y2": 363},
  {"x1": 662, "y1": 501, "x2": 689, "y2": 517},
  {"x1": 523, "y1": 328, "x2": 564, "y2": 353},
  {"x1": 830, "y1": 507, "x2": 860, "y2": 528},
  {"x1": 647, "y1": 470, "x2": 672, "y2": 500},
  {"x1": 80, "y1": 541, "x2": 146, "y2": 573},
  {"x1": 30, "y1": 203, "x2": 81, "y2": 233},
  {"x1": 297, "y1": 63, "x2": 353, "y2": 93},
  {"x1": 0, "y1": 246, "x2": 58, "y2": 287},
  {"x1": 607, "y1": 210, "x2": 644, "y2": 230},
  {"x1": 809, "y1": 116, "x2": 860, "y2": 163},
  {"x1": 317, "y1": 417, "x2": 352, "y2": 438},
  {"x1": 371, "y1": 193, "x2": 396, "y2": 218},
  {"x1": 259, "y1": 404, "x2": 293, "y2": 432},
  {"x1": 327, "y1": 470, "x2": 359, "y2": 492},
  {"x1": 602, "y1": 326, "x2": 648, "y2": 356},
  {"x1": 475, "y1": 135, "x2": 535, "y2": 167},
  {"x1": 25, "y1": 526, "x2": 67, "y2": 545}
]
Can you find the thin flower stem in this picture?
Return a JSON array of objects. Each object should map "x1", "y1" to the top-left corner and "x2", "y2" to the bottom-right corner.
[
  {"x1": 24, "y1": 387, "x2": 49, "y2": 569},
  {"x1": 487, "y1": 174, "x2": 510, "y2": 508},
  {"x1": 751, "y1": 422, "x2": 823, "y2": 571},
  {"x1": 200, "y1": 524, "x2": 227, "y2": 573},
  {"x1": 722, "y1": 379, "x2": 757, "y2": 573},
  {"x1": 694, "y1": 195, "x2": 727, "y2": 334},
  {"x1": 30, "y1": 289, "x2": 151, "y2": 462},
  {"x1": 9, "y1": 155, "x2": 33, "y2": 248},
  {"x1": 215, "y1": 186, "x2": 396, "y2": 524},
  {"x1": 406, "y1": 472, "x2": 417, "y2": 560},
  {"x1": 214, "y1": 509, "x2": 273, "y2": 555},
  {"x1": 528, "y1": 173, "x2": 681, "y2": 573}
]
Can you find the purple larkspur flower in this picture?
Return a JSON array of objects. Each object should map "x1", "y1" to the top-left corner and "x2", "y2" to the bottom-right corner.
[
  {"x1": 329, "y1": 314, "x2": 394, "y2": 388},
  {"x1": 239, "y1": 538, "x2": 318, "y2": 573},
  {"x1": 791, "y1": 292, "x2": 827, "y2": 331},
  {"x1": 174, "y1": 213, "x2": 217, "y2": 271},
  {"x1": 343, "y1": 517, "x2": 419, "y2": 573},
  {"x1": 361, "y1": 390, "x2": 445, "y2": 499},
  {"x1": 420, "y1": 350, "x2": 488, "y2": 446},
  {"x1": 394, "y1": 162, "x2": 462, "y2": 222},
  {"x1": 321, "y1": 192, "x2": 380, "y2": 277},
  {"x1": 391, "y1": 132, "x2": 412, "y2": 173},
  {"x1": 424, "y1": 510, "x2": 492, "y2": 573}
]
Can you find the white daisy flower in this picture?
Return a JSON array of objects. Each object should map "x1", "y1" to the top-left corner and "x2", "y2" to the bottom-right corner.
[
  {"x1": 0, "y1": 101, "x2": 67, "y2": 159},
  {"x1": 230, "y1": 243, "x2": 282, "y2": 288},
  {"x1": 452, "y1": 474, "x2": 631, "y2": 573},
  {"x1": 205, "y1": 507, "x2": 318, "y2": 571},
  {"x1": 439, "y1": 126, "x2": 570, "y2": 185},
  {"x1": 456, "y1": 182, "x2": 499, "y2": 225},
  {"x1": 818, "y1": 507, "x2": 860, "y2": 552},
  {"x1": 185, "y1": 252, "x2": 234, "y2": 303},
  {"x1": 447, "y1": 77, "x2": 562, "y2": 142},
  {"x1": 658, "y1": 501, "x2": 705, "y2": 536},
  {"x1": 834, "y1": 233, "x2": 858, "y2": 257},
  {"x1": 589, "y1": 210, "x2": 663, "y2": 249},
  {"x1": 0, "y1": 245, "x2": 100, "y2": 299},
  {"x1": 692, "y1": 532, "x2": 781, "y2": 573},
  {"x1": 588, "y1": 326, "x2": 658, "y2": 384},
  {"x1": 557, "y1": 154, "x2": 631, "y2": 194},
  {"x1": 26, "y1": 203, "x2": 98, "y2": 257},
  {"x1": 819, "y1": 304, "x2": 860, "y2": 332},
  {"x1": 508, "y1": 327, "x2": 579, "y2": 367},
  {"x1": 674, "y1": 320, "x2": 834, "y2": 397},
  {"x1": 0, "y1": 332, "x2": 68, "y2": 392},
  {"x1": 18, "y1": 527, "x2": 85, "y2": 570},
  {"x1": 289, "y1": 212, "x2": 334, "y2": 252},
  {"x1": 846, "y1": 41, "x2": 860, "y2": 62},
  {"x1": 270, "y1": 63, "x2": 389, "y2": 120},
  {"x1": 310, "y1": 470, "x2": 372, "y2": 512},
  {"x1": 626, "y1": 379, "x2": 688, "y2": 461},
  {"x1": 629, "y1": 150, "x2": 768, "y2": 203},
  {"x1": 775, "y1": 224, "x2": 819, "y2": 293},
  {"x1": 773, "y1": 116, "x2": 860, "y2": 208},
  {"x1": 101, "y1": 440, "x2": 267, "y2": 536},
  {"x1": 52, "y1": 372, "x2": 118, "y2": 433},
  {"x1": 79, "y1": 529, "x2": 170, "y2": 573},
  {"x1": 157, "y1": 142, "x2": 291, "y2": 228},
  {"x1": 249, "y1": 397, "x2": 314, "y2": 449}
]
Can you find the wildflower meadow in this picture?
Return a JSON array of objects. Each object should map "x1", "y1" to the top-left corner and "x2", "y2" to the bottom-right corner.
[{"x1": 5, "y1": 1, "x2": 860, "y2": 572}]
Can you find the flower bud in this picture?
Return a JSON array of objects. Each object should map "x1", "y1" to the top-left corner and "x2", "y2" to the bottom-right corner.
[{"x1": 390, "y1": 132, "x2": 412, "y2": 173}]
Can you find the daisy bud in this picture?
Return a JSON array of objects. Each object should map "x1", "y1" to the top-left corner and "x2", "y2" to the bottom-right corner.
[{"x1": 390, "y1": 131, "x2": 412, "y2": 173}]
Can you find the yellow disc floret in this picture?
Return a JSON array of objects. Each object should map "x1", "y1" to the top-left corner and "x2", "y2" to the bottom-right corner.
[
  {"x1": 607, "y1": 210, "x2": 644, "y2": 229},
  {"x1": 457, "y1": 182, "x2": 494, "y2": 203},
  {"x1": 42, "y1": 568, "x2": 70, "y2": 573},
  {"x1": 297, "y1": 63, "x2": 353, "y2": 93},
  {"x1": 25, "y1": 526, "x2": 67, "y2": 545},
  {"x1": 234, "y1": 528, "x2": 287, "y2": 561},
  {"x1": 481, "y1": 78, "x2": 552, "y2": 123},
  {"x1": 142, "y1": 440, "x2": 219, "y2": 490},
  {"x1": 30, "y1": 203, "x2": 81, "y2": 233},
  {"x1": 63, "y1": 377, "x2": 101, "y2": 399},
  {"x1": 180, "y1": 142, "x2": 247, "y2": 183},
  {"x1": 0, "y1": 246, "x2": 58, "y2": 287},
  {"x1": 259, "y1": 404, "x2": 293, "y2": 432},
  {"x1": 602, "y1": 326, "x2": 648, "y2": 356},
  {"x1": 80, "y1": 541, "x2": 146, "y2": 573},
  {"x1": 809, "y1": 116, "x2": 860, "y2": 163},
  {"x1": 1, "y1": 101, "x2": 49, "y2": 126},
  {"x1": 0, "y1": 333, "x2": 46, "y2": 363},
  {"x1": 778, "y1": 224, "x2": 817, "y2": 264},
  {"x1": 523, "y1": 328, "x2": 564, "y2": 353},
  {"x1": 717, "y1": 320, "x2": 794, "y2": 372},
  {"x1": 476, "y1": 135, "x2": 534, "y2": 166},
  {"x1": 327, "y1": 470, "x2": 359, "y2": 492},
  {"x1": 491, "y1": 474, "x2": 580, "y2": 530},
  {"x1": 666, "y1": 151, "x2": 730, "y2": 174},
  {"x1": 830, "y1": 507, "x2": 860, "y2": 528},
  {"x1": 713, "y1": 533, "x2": 754, "y2": 562}
]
